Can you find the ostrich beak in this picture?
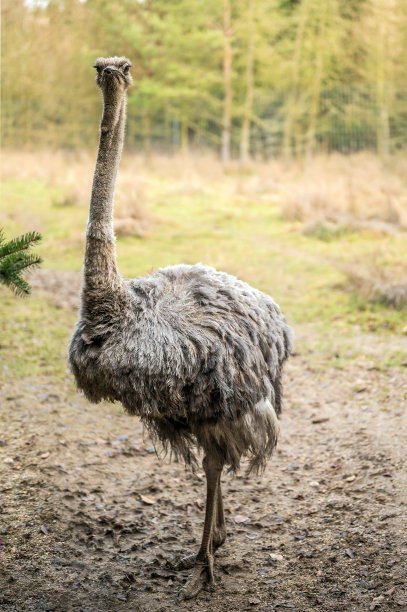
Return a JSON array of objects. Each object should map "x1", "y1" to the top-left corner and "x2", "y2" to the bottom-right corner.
[{"x1": 103, "y1": 66, "x2": 119, "y2": 75}]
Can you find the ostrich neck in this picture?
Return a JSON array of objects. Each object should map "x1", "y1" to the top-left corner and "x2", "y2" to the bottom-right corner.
[{"x1": 84, "y1": 88, "x2": 127, "y2": 293}]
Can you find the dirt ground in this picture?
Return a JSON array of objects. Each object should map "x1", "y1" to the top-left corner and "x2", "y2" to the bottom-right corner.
[{"x1": 1, "y1": 277, "x2": 407, "y2": 611}]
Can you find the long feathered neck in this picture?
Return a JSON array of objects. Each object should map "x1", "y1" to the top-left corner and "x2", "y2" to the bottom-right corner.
[{"x1": 84, "y1": 86, "x2": 127, "y2": 294}]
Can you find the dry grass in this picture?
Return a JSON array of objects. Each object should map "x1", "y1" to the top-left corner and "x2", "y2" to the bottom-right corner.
[
  {"x1": 277, "y1": 153, "x2": 407, "y2": 232},
  {"x1": 1, "y1": 150, "x2": 153, "y2": 237},
  {"x1": 344, "y1": 258, "x2": 407, "y2": 309},
  {"x1": 2, "y1": 150, "x2": 407, "y2": 235}
]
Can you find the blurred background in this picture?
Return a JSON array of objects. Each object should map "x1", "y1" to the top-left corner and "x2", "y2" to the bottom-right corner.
[
  {"x1": 1, "y1": 0, "x2": 407, "y2": 378},
  {"x1": 3, "y1": 0, "x2": 407, "y2": 157}
]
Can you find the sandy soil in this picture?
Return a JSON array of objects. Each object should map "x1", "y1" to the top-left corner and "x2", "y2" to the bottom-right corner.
[{"x1": 1, "y1": 283, "x2": 406, "y2": 611}]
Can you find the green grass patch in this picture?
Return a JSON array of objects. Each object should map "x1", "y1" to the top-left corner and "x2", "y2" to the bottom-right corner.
[
  {"x1": 0, "y1": 288, "x2": 75, "y2": 379},
  {"x1": 1, "y1": 172, "x2": 406, "y2": 380}
]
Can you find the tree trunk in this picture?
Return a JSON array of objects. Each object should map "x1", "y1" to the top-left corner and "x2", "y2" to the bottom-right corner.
[
  {"x1": 144, "y1": 107, "x2": 151, "y2": 162},
  {"x1": 376, "y1": 1, "x2": 391, "y2": 158},
  {"x1": 181, "y1": 118, "x2": 189, "y2": 156},
  {"x1": 240, "y1": 0, "x2": 254, "y2": 166},
  {"x1": 222, "y1": 0, "x2": 232, "y2": 165},
  {"x1": 305, "y1": 3, "x2": 326, "y2": 162},
  {"x1": 283, "y1": 0, "x2": 307, "y2": 159}
]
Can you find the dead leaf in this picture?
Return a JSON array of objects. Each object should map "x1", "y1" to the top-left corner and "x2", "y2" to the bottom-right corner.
[
  {"x1": 169, "y1": 478, "x2": 181, "y2": 485},
  {"x1": 234, "y1": 515, "x2": 249, "y2": 524},
  {"x1": 396, "y1": 598, "x2": 407, "y2": 606},
  {"x1": 40, "y1": 525, "x2": 49, "y2": 535},
  {"x1": 345, "y1": 475, "x2": 356, "y2": 482},
  {"x1": 140, "y1": 495, "x2": 155, "y2": 505},
  {"x1": 311, "y1": 417, "x2": 330, "y2": 424},
  {"x1": 40, "y1": 452, "x2": 50, "y2": 459},
  {"x1": 194, "y1": 498, "x2": 203, "y2": 511},
  {"x1": 269, "y1": 553, "x2": 283, "y2": 562},
  {"x1": 248, "y1": 597, "x2": 261, "y2": 605},
  {"x1": 346, "y1": 548, "x2": 355, "y2": 558},
  {"x1": 385, "y1": 587, "x2": 395, "y2": 596},
  {"x1": 370, "y1": 595, "x2": 384, "y2": 610},
  {"x1": 3, "y1": 457, "x2": 14, "y2": 464},
  {"x1": 355, "y1": 386, "x2": 367, "y2": 393}
]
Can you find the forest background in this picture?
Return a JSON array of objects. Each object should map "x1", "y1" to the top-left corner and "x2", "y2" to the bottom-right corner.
[{"x1": 3, "y1": 0, "x2": 407, "y2": 160}]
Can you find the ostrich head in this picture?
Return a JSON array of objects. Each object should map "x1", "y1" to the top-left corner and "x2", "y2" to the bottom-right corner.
[{"x1": 93, "y1": 56, "x2": 133, "y2": 92}]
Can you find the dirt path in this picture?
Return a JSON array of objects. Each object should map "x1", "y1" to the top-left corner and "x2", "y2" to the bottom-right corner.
[{"x1": 1, "y1": 325, "x2": 406, "y2": 611}]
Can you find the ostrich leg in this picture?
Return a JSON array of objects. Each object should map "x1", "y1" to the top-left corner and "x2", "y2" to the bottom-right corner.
[
  {"x1": 175, "y1": 472, "x2": 227, "y2": 571},
  {"x1": 175, "y1": 469, "x2": 227, "y2": 568},
  {"x1": 179, "y1": 454, "x2": 224, "y2": 600},
  {"x1": 212, "y1": 476, "x2": 227, "y2": 550}
]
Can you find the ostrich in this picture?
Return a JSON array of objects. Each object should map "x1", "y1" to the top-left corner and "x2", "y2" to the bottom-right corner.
[{"x1": 69, "y1": 56, "x2": 293, "y2": 599}]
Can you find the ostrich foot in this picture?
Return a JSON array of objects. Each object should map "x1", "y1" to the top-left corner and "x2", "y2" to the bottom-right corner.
[
  {"x1": 178, "y1": 553, "x2": 215, "y2": 600},
  {"x1": 173, "y1": 531, "x2": 225, "y2": 571},
  {"x1": 173, "y1": 553, "x2": 196, "y2": 571}
]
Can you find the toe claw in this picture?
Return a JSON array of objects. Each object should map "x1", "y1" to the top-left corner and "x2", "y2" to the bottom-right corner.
[{"x1": 177, "y1": 554, "x2": 215, "y2": 600}]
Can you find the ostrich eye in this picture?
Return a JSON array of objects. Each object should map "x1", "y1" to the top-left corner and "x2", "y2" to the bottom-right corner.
[{"x1": 123, "y1": 65, "x2": 130, "y2": 74}]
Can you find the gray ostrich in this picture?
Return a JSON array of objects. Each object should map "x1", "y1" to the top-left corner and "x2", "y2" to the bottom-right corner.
[{"x1": 69, "y1": 57, "x2": 293, "y2": 599}]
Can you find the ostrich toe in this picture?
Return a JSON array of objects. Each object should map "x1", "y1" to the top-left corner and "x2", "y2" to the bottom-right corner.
[
  {"x1": 178, "y1": 553, "x2": 215, "y2": 600},
  {"x1": 174, "y1": 553, "x2": 196, "y2": 571}
]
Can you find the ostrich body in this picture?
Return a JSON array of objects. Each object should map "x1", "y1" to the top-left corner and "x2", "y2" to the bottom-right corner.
[{"x1": 69, "y1": 57, "x2": 293, "y2": 599}]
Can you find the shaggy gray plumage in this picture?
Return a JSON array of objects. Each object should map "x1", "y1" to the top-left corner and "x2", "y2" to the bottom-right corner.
[
  {"x1": 68, "y1": 56, "x2": 292, "y2": 598},
  {"x1": 70, "y1": 262, "x2": 292, "y2": 471}
]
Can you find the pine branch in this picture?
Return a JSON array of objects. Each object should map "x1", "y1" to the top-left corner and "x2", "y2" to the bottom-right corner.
[
  {"x1": 1, "y1": 274, "x2": 32, "y2": 297},
  {"x1": 0, "y1": 252, "x2": 42, "y2": 274},
  {"x1": 0, "y1": 230, "x2": 42, "y2": 259},
  {"x1": 0, "y1": 230, "x2": 43, "y2": 296}
]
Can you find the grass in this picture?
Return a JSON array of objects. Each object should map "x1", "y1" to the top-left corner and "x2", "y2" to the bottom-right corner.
[{"x1": 1, "y1": 150, "x2": 407, "y2": 380}]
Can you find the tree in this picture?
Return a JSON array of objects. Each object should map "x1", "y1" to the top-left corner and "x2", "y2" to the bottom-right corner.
[
  {"x1": 222, "y1": 0, "x2": 232, "y2": 164},
  {"x1": 0, "y1": 231, "x2": 42, "y2": 296},
  {"x1": 240, "y1": 0, "x2": 255, "y2": 165}
]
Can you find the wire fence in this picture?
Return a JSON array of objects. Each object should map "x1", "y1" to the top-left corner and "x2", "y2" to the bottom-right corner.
[{"x1": 3, "y1": 83, "x2": 407, "y2": 158}]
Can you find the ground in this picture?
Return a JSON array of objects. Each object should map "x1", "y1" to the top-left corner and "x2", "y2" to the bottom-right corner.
[
  {"x1": 1, "y1": 286, "x2": 406, "y2": 611},
  {"x1": 1, "y1": 153, "x2": 407, "y2": 611}
]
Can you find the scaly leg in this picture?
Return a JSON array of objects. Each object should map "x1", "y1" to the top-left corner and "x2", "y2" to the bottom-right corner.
[
  {"x1": 179, "y1": 454, "x2": 223, "y2": 600},
  {"x1": 212, "y1": 476, "x2": 227, "y2": 550},
  {"x1": 175, "y1": 473, "x2": 227, "y2": 571}
]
